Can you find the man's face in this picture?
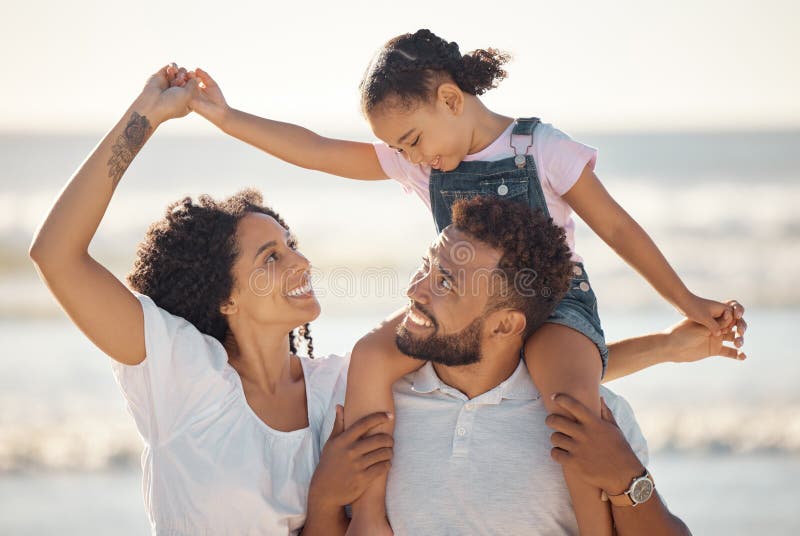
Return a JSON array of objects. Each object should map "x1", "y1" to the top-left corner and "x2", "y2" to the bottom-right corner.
[{"x1": 396, "y1": 226, "x2": 504, "y2": 366}]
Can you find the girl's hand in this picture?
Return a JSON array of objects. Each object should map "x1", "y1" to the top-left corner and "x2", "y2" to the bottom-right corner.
[
  {"x1": 666, "y1": 300, "x2": 747, "y2": 362},
  {"x1": 136, "y1": 64, "x2": 199, "y2": 126},
  {"x1": 185, "y1": 67, "x2": 231, "y2": 126},
  {"x1": 308, "y1": 406, "x2": 394, "y2": 514},
  {"x1": 678, "y1": 294, "x2": 733, "y2": 337}
]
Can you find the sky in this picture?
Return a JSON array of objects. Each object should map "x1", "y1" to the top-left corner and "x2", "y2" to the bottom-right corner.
[{"x1": 1, "y1": 0, "x2": 798, "y2": 134}]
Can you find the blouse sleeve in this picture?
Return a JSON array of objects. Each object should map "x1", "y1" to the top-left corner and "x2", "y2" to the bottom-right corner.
[
  {"x1": 110, "y1": 294, "x2": 232, "y2": 446},
  {"x1": 313, "y1": 353, "x2": 350, "y2": 453}
]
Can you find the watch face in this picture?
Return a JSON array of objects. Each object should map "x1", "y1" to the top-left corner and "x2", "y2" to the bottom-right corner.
[{"x1": 631, "y1": 477, "x2": 654, "y2": 504}]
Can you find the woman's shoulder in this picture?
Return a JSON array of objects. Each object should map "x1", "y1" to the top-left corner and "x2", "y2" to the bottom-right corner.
[
  {"x1": 301, "y1": 353, "x2": 350, "y2": 439},
  {"x1": 131, "y1": 292, "x2": 228, "y2": 368},
  {"x1": 300, "y1": 353, "x2": 351, "y2": 387}
]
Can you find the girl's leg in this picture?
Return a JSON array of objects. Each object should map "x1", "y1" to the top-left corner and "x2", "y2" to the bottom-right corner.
[
  {"x1": 524, "y1": 323, "x2": 613, "y2": 536},
  {"x1": 345, "y1": 308, "x2": 423, "y2": 536}
]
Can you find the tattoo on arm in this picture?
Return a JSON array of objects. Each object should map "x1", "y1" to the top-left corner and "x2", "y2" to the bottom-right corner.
[{"x1": 107, "y1": 112, "x2": 152, "y2": 188}]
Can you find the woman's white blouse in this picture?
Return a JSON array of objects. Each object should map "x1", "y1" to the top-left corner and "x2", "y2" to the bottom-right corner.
[{"x1": 111, "y1": 294, "x2": 349, "y2": 535}]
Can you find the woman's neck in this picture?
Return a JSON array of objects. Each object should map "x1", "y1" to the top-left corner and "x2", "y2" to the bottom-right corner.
[
  {"x1": 464, "y1": 96, "x2": 514, "y2": 155},
  {"x1": 224, "y1": 323, "x2": 301, "y2": 395}
]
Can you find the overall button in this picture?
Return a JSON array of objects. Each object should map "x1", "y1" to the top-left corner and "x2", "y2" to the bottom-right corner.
[
  {"x1": 579, "y1": 282, "x2": 590, "y2": 292},
  {"x1": 573, "y1": 265, "x2": 583, "y2": 276},
  {"x1": 497, "y1": 184, "x2": 509, "y2": 196},
  {"x1": 457, "y1": 427, "x2": 467, "y2": 437},
  {"x1": 514, "y1": 154, "x2": 526, "y2": 168}
]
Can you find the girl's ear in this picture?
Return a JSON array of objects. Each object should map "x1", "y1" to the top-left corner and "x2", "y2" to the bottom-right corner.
[{"x1": 437, "y1": 82, "x2": 464, "y2": 115}]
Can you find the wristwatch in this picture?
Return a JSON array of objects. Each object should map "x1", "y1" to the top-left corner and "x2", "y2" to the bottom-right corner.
[{"x1": 606, "y1": 470, "x2": 655, "y2": 507}]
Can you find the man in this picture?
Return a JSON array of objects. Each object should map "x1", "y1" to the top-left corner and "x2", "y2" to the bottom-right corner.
[{"x1": 322, "y1": 195, "x2": 744, "y2": 535}]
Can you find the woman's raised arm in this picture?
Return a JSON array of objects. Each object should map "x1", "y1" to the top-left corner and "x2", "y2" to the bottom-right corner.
[
  {"x1": 603, "y1": 300, "x2": 746, "y2": 382},
  {"x1": 29, "y1": 65, "x2": 198, "y2": 365}
]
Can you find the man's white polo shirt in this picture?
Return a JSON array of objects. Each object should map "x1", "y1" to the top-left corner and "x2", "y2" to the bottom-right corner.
[{"x1": 382, "y1": 359, "x2": 649, "y2": 535}]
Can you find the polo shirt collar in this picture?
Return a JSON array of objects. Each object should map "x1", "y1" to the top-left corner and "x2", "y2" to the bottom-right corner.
[
  {"x1": 410, "y1": 361, "x2": 442, "y2": 394},
  {"x1": 411, "y1": 358, "x2": 540, "y2": 403}
]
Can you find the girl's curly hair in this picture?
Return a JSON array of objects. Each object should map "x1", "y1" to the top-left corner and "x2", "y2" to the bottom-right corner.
[
  {"x1": 127, "y1": 189, "x2": 314, "y2": 357},
  {"x1": 360, "y1": 28, "x2": 510, "y2": 113},
  {"x1": 451, "y1": 196, "x2": 573, "y2": 339}
]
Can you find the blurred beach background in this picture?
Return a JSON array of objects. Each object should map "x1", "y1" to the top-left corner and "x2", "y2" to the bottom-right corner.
[{"x1": 1, "y1": 1, "x2": 798, "y2": 534}]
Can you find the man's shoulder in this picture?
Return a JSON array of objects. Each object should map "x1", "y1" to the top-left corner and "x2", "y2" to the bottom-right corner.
[
  {"x1": 599, "y1": 386, "x2": 636, "y2": 419},
  {"x1": 598, "y1": 386, "x2": 649, "y2": 463}
]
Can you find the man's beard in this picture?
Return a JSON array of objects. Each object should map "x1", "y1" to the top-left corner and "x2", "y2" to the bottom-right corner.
[{"x1": 395, "y1": 308, "x2": 484, "y2": 367}]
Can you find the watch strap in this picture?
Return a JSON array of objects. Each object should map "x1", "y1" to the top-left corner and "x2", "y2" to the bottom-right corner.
[{"x1": 607, "y1": 470, "x2": 653, "y2": 507}]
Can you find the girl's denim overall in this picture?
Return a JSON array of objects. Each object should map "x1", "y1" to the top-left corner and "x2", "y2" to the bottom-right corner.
[{"x1": 428, "y1": 118, "x2": 608, "y2": 376}]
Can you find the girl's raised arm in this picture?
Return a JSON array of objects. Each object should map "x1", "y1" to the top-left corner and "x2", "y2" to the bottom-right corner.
[
  {"x1": 563, "y1": 163, "x2": 732, "y2": 335},
  {"x1": 189, "y1": 68, "x2": 388, "y2": 181},
  {"x1": 29, "y1": 65, "x2": 198, "y2": 365}
]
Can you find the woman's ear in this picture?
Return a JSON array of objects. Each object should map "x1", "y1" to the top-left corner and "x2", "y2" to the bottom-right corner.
[
  {"x1": 220, "y1": 298, "x2": 238, "y2": 316},
  {"x1": 437, "y1": 82, "x2": 464, "y2": 115}
]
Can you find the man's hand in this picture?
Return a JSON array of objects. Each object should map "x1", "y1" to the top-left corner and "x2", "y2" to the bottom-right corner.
[
  {"x1": 135, "y1": 64, "x2": 199, "y2": 126},
  {"x1": 307, "y1": 406, "x2": 394, "y2": 515},
  {"x1": 546, "y1": 394, "x2": 645, "y2": 496},
  {"x1": 666, "y1": 299, "x2": 747, "y2": 363}
]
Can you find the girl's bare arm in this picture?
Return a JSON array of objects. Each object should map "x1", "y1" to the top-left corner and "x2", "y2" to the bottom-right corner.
[
  {"x1": 563, "y1": 164, "x2": 730, "y2": 335},
  {"x1": 190, "y1": 68, "x2": 388, "y2": 181}
]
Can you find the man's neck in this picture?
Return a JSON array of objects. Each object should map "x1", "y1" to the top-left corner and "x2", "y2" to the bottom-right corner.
[{"x1": 432, "y1": 342, "x2": 523, "y2": 400}]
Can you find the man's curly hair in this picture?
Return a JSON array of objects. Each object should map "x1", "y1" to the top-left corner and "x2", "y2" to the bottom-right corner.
[
  {"x1": 451, "y1": 196, "x2": 573, "y2": 338},
  {"x1": 127, "y1": 188, "x2": 314, "y2": 357}
]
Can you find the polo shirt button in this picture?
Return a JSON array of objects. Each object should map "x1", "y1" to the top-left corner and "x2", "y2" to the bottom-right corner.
[
  {"x1": 497, "y1": 184, "x2": 509, "y2": 196},
  {"x1": 457, "y1": 427, "x2": 467, "y2": 436},
  {"x1": 465, "y1": 403, "x2": 474, "y2": 411}
]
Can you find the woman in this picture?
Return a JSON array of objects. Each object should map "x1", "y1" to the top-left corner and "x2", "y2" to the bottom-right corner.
[
  {"x1": 30, "y1": 64, "x2": 746, "y2": 535},
  {"x1": 28, "y1": 65, "x2": 392, "y2": 535}
]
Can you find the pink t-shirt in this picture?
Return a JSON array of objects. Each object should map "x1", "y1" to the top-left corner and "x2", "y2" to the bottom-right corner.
[{"x1": 373, "y1": 121, "x2": 598, "y2": 262}]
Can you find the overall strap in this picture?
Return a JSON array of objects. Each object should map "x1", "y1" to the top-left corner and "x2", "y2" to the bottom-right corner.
[
  {"x1": 510, "y1": 118, "x2": 541, "y2": 168},
  {"x1": 511, "y1": 117, "x2": 540, "y2": 136}
]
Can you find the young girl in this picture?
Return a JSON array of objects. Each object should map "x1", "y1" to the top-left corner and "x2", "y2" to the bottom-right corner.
[{"x1": 181, "y1": 29, "x2": 738, "y2": 535}]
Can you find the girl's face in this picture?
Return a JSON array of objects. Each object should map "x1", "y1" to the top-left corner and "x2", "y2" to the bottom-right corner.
[
  {"x1": 367, "y1": 87, "x2": 473, "y2": 172},
  {"x1": 226, "y1": 212, "x2": 320, "y2": 332}
]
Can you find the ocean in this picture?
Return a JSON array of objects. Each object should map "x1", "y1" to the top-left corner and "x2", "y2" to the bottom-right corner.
[{"x1": 0, "y1": 129, "x2": 798, "y2": 534}]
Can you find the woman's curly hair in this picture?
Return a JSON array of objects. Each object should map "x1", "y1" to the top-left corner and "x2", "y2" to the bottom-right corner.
[
  {"x1": 360, "y1": 28, "x2": 510, "y2": 113},
  {"x1": 127, "y1": 189, "x2": 314, "y2": 357},
  {"x1": 451, "y1": 196, "x2": 573, "y2": 338}
]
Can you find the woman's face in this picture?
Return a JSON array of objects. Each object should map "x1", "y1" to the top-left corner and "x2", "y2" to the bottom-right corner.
[{"x1": 226, "y1": 212, "x2": 320, "y2": 331}]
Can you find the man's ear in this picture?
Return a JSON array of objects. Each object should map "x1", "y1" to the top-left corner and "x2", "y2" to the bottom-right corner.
[
  {"x1": 436, "y1": 82, "x2": 464, "y2": 115},
  {"x1": 489, "y1": 309, "x2": 527, "y2": 339}
]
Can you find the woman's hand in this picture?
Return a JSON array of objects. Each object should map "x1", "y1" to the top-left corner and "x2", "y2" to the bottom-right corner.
[
  {"x1": 547, "y1": 394, "x2": 645, "y2": 495},
  {"x1": 307, "y1": 406, "x2": 394, "y2": 515},
  {"x1": 135, "y1": 63, "x2": 199, "y2": 126},
  {"x1": 666, "y1": 299, "x2": 747, "y2": 362}
]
